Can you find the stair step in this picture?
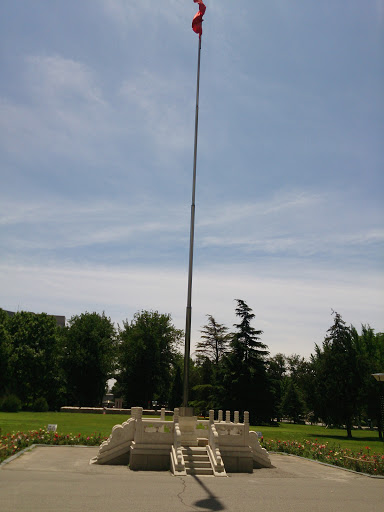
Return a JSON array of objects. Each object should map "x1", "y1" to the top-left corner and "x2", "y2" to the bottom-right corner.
[
  {"x1": 181, "y1": 446, "x2": 214, "y2": 475},
  {"x1": 183, "y1": 454, "x2": 209, "y2": 460},
  {"x1": 182, "y1": 446, "x2": 207, "y2": 452},
  {"x1": 185, "y1": 461, "x2": 211, "y2": 469}
]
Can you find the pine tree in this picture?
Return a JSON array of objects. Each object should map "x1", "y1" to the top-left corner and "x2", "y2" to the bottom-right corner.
[
  {"x1": 231, "y1": 299, "x2": 269, "y2": 364},
  {"x1": 196, "y1": 315, "x2": 230, "y2": 364},
  {"x1": 222, "y1": 300, "x2": 271, "y2": 422},
  {"x1": 311, "y1": 311, "x2": 360, "y2": 438}
]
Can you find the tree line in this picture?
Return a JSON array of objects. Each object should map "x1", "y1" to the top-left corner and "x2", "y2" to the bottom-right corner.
[{"x1": 0, "y1": 304, "x2": 383, "y2": 438}]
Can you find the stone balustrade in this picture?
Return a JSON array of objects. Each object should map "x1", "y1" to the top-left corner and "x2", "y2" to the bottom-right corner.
[{"x1": 92, "y1": 406, "x2": 271, "y2": 473}]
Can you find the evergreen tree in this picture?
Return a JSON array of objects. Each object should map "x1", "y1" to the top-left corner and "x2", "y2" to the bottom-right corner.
[
  {"x1": 222, "y1": 300, "x2": 271, "y2": 423},
  {"x1": 189, "y1": 355, "x2": 225, "y2": 413},
  {"x1": 196, "y1": 315, "x2": 230, "y2": 364},
  {"x1": 311, "y1": 311, "x2": 360, "y2": 438},
  {"x1": 352, "y1": 326, "x2": 384, "y2": 438},
  {"x1": 231, "y1": 299, "x2": 269, "y2": 364}
]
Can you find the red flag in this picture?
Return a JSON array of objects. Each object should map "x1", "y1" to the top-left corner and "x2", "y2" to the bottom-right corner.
[{"x1": 192, "y1": 0, "x2": 206, "y2": 37}]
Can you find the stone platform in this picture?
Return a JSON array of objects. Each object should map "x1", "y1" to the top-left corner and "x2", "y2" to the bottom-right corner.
[{"x1": 91, "y1": 407, "x2": 272, "y2": 475}]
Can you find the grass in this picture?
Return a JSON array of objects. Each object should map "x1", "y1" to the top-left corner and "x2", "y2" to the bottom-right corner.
[
  {"x1": 1, "y1": 412, "x2": 383, "y2": 474},
  {"x1": 250, "y1": 422, "x2": 384, "y2": 454},
  {"x1": 0, "y1": 412, "x2": 128, "y2": 438},
  {"x1": 1, "y1": 412, "x2": 382, "y2": 454}
]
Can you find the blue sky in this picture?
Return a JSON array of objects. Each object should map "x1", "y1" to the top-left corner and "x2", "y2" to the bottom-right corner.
[{"x1": 1, "y1": 1, "x2": 383, "y2": 358}]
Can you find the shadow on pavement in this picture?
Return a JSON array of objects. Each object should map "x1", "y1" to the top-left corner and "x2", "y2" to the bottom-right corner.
[{"x1": 192, "y1": 475, "x2": 226, "y2": 511}]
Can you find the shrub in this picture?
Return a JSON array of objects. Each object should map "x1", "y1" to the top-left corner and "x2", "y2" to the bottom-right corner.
[
  {"x1": 32, "y1": 397, "x2": 49, "y2": 412},
  {"x1": 262, "y1": 438, "x2": 384, "y2": 476},
  {"x1": 1, "y1": 395, "x2": 22, "y2": 412},
  {"x1": 0, "y1": 429, "x2": 108, "y2": 463}
]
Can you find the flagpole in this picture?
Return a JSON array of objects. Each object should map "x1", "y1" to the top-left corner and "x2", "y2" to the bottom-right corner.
[{"x1": 183, "y1": 35, "x2": 202, "y2": 409}]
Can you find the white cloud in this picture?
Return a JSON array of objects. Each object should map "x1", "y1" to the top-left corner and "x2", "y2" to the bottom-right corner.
[
  {"x1": 0, "y1": 261, "x2": 383, "y2": 359},
  {"x1": 0, "y1": 197, "x2": 188, "y2": 252},
  {"x1": 26, "y1": 55, "x2": 105, "y2": 106},
  {"x1": 0, "y1": 52, "x2": 195, "y2": 175},
  {"x1": 0, "y1": 188, "x2": 381, "y2": 262},
  {"x1": 0, "y1": 55, "x2": 120, "y2": 168},
  {"x1": 119, "y1": 69, "x2": 194, "y2": 154}
]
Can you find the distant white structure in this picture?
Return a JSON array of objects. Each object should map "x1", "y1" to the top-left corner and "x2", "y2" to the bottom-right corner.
[
  {"x1": 4, "y1": 309, "x2": 65, "y2": 327},
  {"x1": 91, "y1": 407, "x2": 272, "y2": 476}
]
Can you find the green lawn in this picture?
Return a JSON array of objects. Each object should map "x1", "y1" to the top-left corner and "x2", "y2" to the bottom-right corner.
[
  {"x1": 1, "y1": 412, "x2": 383, "y2": 454},
  {"x1": 251, "y1": 422, "x2": 384, "y2": 453},
  {"x1": 0, "y1": 412, "x2": 129, "y2": 438}
]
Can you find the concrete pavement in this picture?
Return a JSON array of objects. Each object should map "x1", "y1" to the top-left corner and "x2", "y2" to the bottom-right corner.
[{"x1": 0, "y1": 446, "x2": 383, "y2": 512}]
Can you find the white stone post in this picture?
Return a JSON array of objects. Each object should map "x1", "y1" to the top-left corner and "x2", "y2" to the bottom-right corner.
[
  {"x1": 174, "y1": 408, "x2": 179, "y2": 423},
  {"x1": 244, "y1": 410, "x2": 250, "y2": 445},
  {"x1": 209, "y1": 409, "x2": 214, "y2": 424},
  {"x1": 226, "y1": 410, "x2": 231, "y2": 423},
  {"x1": 234, "y1": 411, "x2": 239, "y2": 424},
  {"x1": 161, "y1": 407, "x2": 165, "y2": 421},
  {"x1": 218, "y1": 410, "x2": 223, "y2": 422},
  {"x1": 132, "y1": 407, "x2": 143, "y2": 443}
]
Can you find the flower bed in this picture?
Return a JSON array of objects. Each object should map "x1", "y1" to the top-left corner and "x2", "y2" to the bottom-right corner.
[
  {"x1": 0, "y1": 429, "x2": 107, "y2": 463},
  {"x1": 2, "y1": 430, "x2": 383, "y2": 476},
  {"x1": 262, "y1": 438, "x2": 384, "y2": 476}
]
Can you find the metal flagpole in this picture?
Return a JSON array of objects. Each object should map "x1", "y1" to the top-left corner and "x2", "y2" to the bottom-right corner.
[{"x1": 183, "y1": 35, "x2": 202, "y2": 409}]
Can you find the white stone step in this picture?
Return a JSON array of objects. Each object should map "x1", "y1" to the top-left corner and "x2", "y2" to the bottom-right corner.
[
  {"x1": 185, "y1": 460, "x2": 211, "y2": 468},
  {"x1": 182, "y1": 446, "x2": 207, "y2": 452},
  {"x1": 182, "y1": 446, "x2": 214, "y2": 476},
  {"x1": 182, "y1": 452, "x2": 209, "y2": 461}
]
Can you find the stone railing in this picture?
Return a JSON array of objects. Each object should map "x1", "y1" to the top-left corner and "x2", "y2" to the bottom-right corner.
[
  {"x1": 207, "y1": 420, "x2": 225, "y2": 474},
  {"x1": 249, "y1": 431, "x2": 272, "y2": 468},
  {"x1": 170, "y1": 408, "x2": 186, "y2": 474},
  {"x1": 132, "y1": 407, "x2": 174, "y2": 445},
  {"x1": 142, "y1": 421, "x2": 174, "y2": 434},
  {"x1": 90, "y1": 417, "x2": 135, "y2": 465},
  {"x1": 209, "y1": 410, "x2": 250, "y2": 447},
  {"x1": 196, "y1": 419, "x2": 210, "y2": 438}
]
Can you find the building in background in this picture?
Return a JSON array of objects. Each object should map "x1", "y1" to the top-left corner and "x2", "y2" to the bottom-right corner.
[{"x1": 4, "y1": 309, "x2": 65, "y2": 328}]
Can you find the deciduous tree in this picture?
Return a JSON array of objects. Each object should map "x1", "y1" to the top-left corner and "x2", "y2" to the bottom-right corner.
[
  {"x1": 117, "y1": 310, "x2": 182, "y2": 408},
  {"x1": 62, "y1": 312, "x2": 117, "y2": 407},
  {"x1": 6, "y1": 311, "x2": 63, "y2": 409},
  {"x1": 0, "y1": 309, "x2": 12, "y2": 398}
]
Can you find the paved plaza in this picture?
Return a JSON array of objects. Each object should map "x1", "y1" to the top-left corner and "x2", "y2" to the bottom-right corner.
[{"x1": 0, "y1": 446, "x2": 383, "y2": 512}]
